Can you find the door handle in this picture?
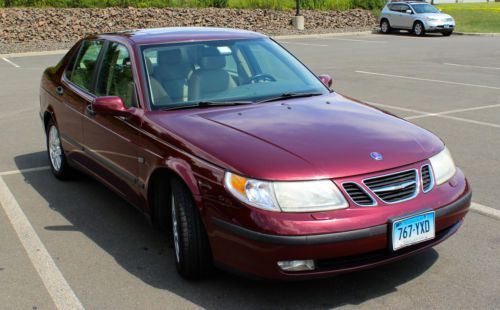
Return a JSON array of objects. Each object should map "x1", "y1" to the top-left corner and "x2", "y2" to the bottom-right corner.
[
  {"x1": 85, "y1": 104, "x2": 96, "y2": 117},
  {"x1": 55, "y1": 86, "x2": 64, "y2": 96}
]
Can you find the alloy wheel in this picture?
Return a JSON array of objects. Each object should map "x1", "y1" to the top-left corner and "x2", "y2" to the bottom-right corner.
[
  {"x1": 415, "y1": 23, "x2": 423, "y2": 36},
  {"x1": 48, "y1": 125, "x2": 62, "y2": 172},
  {"x1": 171, "y1": 193, "x2": 181, "y2": 263},
  {"x1": 381, "y1": 21, "x2": 389, "y2": 33}
]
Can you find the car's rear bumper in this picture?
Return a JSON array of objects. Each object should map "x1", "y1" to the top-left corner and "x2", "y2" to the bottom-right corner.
[{"x1": 209, "y1": 189, "x2": 471, "y2": 280}]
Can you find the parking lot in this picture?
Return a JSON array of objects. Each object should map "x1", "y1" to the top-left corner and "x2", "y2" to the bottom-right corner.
[{"x1": 0, "y1": 33, "x2": 499, "y2": 309}]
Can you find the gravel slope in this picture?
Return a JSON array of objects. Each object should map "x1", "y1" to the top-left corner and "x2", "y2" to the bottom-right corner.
[{"x1": 0, "y1": 7, "x2": 376, "y2": 54}]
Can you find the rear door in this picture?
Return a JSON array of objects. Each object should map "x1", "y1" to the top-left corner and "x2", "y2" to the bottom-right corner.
[
  {"x1": 59, "y1": 40, "x2": 104, "y2": 163},
  {"x1": 388, "y1": 4, "x2": 403, "y2": 28},
  {"x1": 82, "y1": 40, "x2": 143, "y2": 205}
]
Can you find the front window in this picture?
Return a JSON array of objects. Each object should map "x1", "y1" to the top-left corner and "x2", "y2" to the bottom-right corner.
[
  {"x1": 412, "y1": 4, "x2": 440, "y2": 14},
  {"x1": 96, "y1": 42, "x2": 137, "y2": 108},
  {"x1": 141, "y1": 38, "x2": 329, "y2": 110}
]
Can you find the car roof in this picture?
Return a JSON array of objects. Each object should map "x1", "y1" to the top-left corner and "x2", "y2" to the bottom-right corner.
[
  {"x1": 388, "y1": 1, "x2": 428, "y2": 4},
  {"x1": 99, "y1": 27, "x2": 267, "y2": 45}
]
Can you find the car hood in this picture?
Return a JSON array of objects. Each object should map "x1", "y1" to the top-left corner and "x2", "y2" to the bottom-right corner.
[
  {"x1": 419, "y1": 13, "x2": 453, "y2": 19},
  {"x1": 145, "y1": 93, "x2": 443, "y2": 181}
]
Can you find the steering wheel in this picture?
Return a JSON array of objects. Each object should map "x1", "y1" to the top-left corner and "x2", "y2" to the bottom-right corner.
[{"x1": 248, "y1": 73, "x2": 276, "y2": 84}]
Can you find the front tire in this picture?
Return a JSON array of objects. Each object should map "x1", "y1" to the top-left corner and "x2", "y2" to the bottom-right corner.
[
  {"x1": 380, "y1": 19, "x2": 391, "y2": 34},
  {"x1": 170, "y1": 178, "x2": 212, "y2": 279},
  {"x1": 413, "y1": 21, "x2": 426, "y2": 36},
  {"x1": 443, "y1": 31, "x2": 453, "y2": 37},
  {"x1": 46, "y1": 119, "x2": 73, "y2": 180}
]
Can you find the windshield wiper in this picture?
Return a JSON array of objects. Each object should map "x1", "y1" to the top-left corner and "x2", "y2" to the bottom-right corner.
[
  {"x1": 258, "y1": 92, "x2": 324, "y2": 103},
  {"x1": 162, "y1": 100, "x2": 254, "y2": 111}
]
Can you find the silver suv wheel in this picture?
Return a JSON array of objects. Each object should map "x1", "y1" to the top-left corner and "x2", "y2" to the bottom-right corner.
[{"x1": 414, "y1": 22, "x2": 425, "y2": 36}]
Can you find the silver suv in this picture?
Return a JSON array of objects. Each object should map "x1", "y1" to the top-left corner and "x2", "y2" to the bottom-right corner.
[{"x1": 379, "y1": 1, "x2": 455, "y2": 36}]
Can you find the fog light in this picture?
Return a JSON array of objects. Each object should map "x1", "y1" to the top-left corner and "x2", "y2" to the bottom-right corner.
[{"x1": 277, "y1": 260, "x2": 315, "y2": 272}]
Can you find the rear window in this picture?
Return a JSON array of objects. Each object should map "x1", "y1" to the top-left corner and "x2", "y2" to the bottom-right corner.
[
  {"x1": 389, "y1": 4, "x2": 401, "y2": 12},
  {"x1": 66, "y1": 40, "x2": 104, "y2": 92}
]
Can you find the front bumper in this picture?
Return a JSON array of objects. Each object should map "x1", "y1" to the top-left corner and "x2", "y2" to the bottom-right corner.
[
  {"x1": 208, "y1": 186, "x2": 471, "y2": 280},
  {"x1": 424, "y1": 20, "x2": 455, "y2": 32}
]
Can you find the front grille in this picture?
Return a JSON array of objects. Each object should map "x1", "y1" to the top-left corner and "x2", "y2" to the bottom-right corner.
[
  {"x1": 421, "y1": 165, "x2": 434, "y2": 193},
  {"x1": 343, "y1": 182, "x2": 376, "y2": 206},
  {"x1": 363, "y1": 169, "x2": 418, "y2": 204}
]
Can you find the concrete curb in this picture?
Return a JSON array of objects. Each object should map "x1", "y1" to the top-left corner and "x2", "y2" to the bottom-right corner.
[
  {"x1": 2, "y1": 30, "x2": 498, "y2": 58},
  {"x1": 1, "y1": 31, "x2": 376, "y2": 58},
  {"x1": 0, "y1": 49, "x2": 68, "y2": 59},
  {"x1": 272, "y1": 30, "x2": 374, "y2": 40},
  {"x1": 454, "y1": 32, "x2": 500, "y2": 37}
]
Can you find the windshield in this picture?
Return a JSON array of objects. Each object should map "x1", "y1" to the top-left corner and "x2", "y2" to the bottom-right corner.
[
  {"x1": 412, "y1": 4, "x2": 440, "y2": 14},
  {"x1": 141, "y1": 38, "x2": 329, "y2": 110}
]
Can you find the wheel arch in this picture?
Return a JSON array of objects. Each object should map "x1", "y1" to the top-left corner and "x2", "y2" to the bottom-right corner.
[
  {"x1": 146, "y1": 163, "x2": 201, "y2": 230},
  {"x1": 414, "y1": 19, "x2": 425, "y2": 28},
  {"x1": 43, "y1": 108, "x2": 56, "y2": 132}
]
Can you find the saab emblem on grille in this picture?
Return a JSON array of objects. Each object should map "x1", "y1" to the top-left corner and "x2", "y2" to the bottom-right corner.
[{"x1": 370, "y1": 152, "x2": 383, "y2": 161}]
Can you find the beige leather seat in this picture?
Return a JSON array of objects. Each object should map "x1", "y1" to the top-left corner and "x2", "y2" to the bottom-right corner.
[
  {"x1": 153, "y1": 49, "x2": 193, "y2": 102},
  {"x1": 188, "y1": 47, "x2": 237, "y2": 101},
  {"x1": 115, "y1": 57, "x2": 135, "y2": 108},
  {"x1": 145, "y1": 58, "x2": 171, "y2": 106}
]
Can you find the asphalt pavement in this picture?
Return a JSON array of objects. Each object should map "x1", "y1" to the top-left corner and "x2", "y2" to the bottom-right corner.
[{"x1": 0, "y1": 32, "x2": 499, "y2": 309}]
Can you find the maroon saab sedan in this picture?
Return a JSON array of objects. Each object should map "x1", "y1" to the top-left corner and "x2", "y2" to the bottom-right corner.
[{"x1": 39, "y1": 27, "x2": 471, "y2": 280}]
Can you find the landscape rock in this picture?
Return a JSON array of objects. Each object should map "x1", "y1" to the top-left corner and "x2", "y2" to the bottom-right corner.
[{"x1": 0, "y1": 7, "x2": 377, "y2": 54}]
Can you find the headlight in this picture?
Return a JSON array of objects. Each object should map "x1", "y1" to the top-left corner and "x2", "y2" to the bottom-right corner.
[
  {"x1": 429, "y1": 147, "x2": 456, "y2": 186},
  {"x1": 224, "y1": 172, "x2": 348, "y2": 212}
]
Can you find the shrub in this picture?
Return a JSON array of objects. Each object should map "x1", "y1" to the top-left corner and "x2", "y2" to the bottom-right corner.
[{"x1": 351, "y1": 0, "x2": 385, "y2": 10}]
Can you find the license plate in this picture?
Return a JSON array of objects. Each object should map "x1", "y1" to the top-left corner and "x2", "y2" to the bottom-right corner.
[
  {"x1": 391, "y1": 211, "x2": 435, "y2": 251},
  {"x1": 444, "y1": 24, "x2": 450, "y2": 28}
]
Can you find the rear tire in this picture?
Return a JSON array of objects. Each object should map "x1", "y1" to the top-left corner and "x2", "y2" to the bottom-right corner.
[
  {"x1": 170, "y1": 178, "x2": 212, "y2": 279},
  {"x1": 442, "y1": 31, "x2": 453, "y2": 37},
  {"x1": 46, "y1": 119, "x2": 73, "y2": 180},
  {"x1": 413, "y1": 21, "x2": 426, "y2": 36},
  {"x1": 380, "y1": 19, "x2": 391, "y2": 34}
]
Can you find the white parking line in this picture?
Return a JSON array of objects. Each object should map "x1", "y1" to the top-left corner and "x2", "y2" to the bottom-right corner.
[
  {"x1": 470, "y1": 203, "x2": 500, "y2": 221},
  {"x1": 0, "y1": 166, "x2": 51, "y2": 177},
  {"x1": 280, "y1": 41, "x2": 329, "y2": 47},
  {"x1": 367, "y1": 102, "x2": 500, "y2": 129},
  {"x1": 444, "y1": 63, "x2": 500, "y2": 70},
  {"x1": 0, "y1": 176, "x2": 84, "y2": 309},
  {"x1": 1, "y1": 57, "x2": 20, "y2": 68},
  {"x1": 356, "y1": 70, "x2": 500, "y2": 91},
  {"x1": 405, "y1": 103, "x2": 500, "y2": 120}
]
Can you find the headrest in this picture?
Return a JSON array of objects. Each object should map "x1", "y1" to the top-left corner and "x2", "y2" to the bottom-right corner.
[
  {"x1": 158, "y1": 49, "x2": 182, "y2": 66},
  {"x1": 145, "y1": 57, "x2": 154, "y2": 73},
  {"x1": 199, "y1": 47, "x2": 226, "y2": 70}
]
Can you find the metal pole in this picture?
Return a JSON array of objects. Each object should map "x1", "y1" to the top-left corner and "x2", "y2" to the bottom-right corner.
[{"x1": 296, "y1": 0, "x2": 301, "y2": 16}]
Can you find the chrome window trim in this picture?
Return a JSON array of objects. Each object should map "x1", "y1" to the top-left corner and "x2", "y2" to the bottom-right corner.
[
  {"x1": 341, "y1": 182, "x2": 378, "y2": 207},
  {"x1": 362, "y1": 168, "x2": 420, "y2": 205},
  {"x1": 421, "y1": 164, "x2": 435, "y2": 193}
]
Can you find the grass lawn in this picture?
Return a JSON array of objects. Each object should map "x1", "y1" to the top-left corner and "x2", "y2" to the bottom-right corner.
[{"x1": 436, "y1": 3, "x2": 500, "y2": 33}]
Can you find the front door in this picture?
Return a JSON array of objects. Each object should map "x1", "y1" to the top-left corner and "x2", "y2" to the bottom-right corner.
[
  {"x1": 399, "y1": 4, "x2": 414, "y2": 29},
  {"x1": 82, "y1": 41, "x2": 143, "y2": 205}
]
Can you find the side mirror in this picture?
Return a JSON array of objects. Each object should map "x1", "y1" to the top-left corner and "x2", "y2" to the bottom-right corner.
[
  {"x1": 406, "y1": 9, "x2": 412, "y2": 14},
  {"x1": 92, "y1": 96, "x2": 130, "y2": 117},
  {"x1": 318, "y1": 74, "x2": 333, "y2": 88}
]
